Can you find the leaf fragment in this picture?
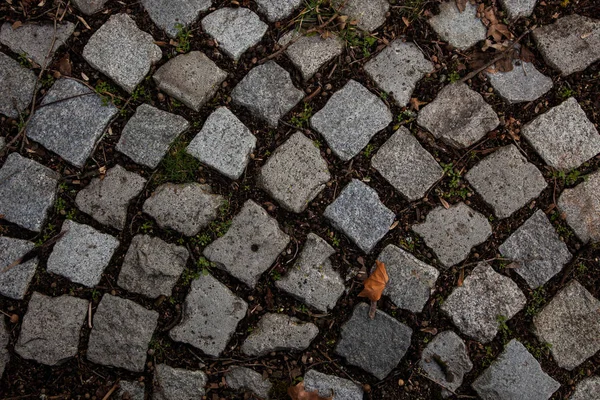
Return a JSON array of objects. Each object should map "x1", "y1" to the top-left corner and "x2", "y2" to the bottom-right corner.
[{"x1": 358, "y1": 260, "x2": 389, "y2": 302}]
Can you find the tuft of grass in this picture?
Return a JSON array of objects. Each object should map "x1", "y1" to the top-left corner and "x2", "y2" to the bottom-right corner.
[
  {"x1": 526, "y1": 287, "x2": 546, "y2": 316},
  {"x1": 175, "y1": 23, "x2": 191, "y2": 53},
  {"x1": 496, "y1": 315, "x2": 512, "y2": 344},
  {"x1": 398, "y1": 0, "x2": 427, "y2": 23},
  {"x1": 525, "y1": 341, "x2": 552, "y2": 360},
  {"x1": 154, "y1": 138, "x2": 200, "y2": 184},
  {"x1": 290, "y1": 102, "x2": 313, "y2": 128},
  {"x1": 558, "y1": 85, "x2": 576, "y2": 99},
  {"x1": 363, "y1": 143, "x2": 376, "y2": 158}
]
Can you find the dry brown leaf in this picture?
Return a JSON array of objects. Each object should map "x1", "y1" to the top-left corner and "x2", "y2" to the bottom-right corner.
[
  {"x1": 288, "y1": 382, "x2": 333, "y2": 400},
  {"x1": 495, "y1": 56, "x2": 514, "y2": 72},
  {"x1": 519, "y1": 46, "x2": 536, "y2": 63},
  {"x1": 439, "y1": 197, "x2": 450, "y2": 209},
  {"x1": 457, "y1": 267, "x2": 465, "y2": 286},
  {"x1": 421, "y1": 326, "x2": 438, "y2": 335},
  {"x1": 402, "y1": 16, "x2": 410, "y2": 27},
  {"x1": 11, "y1": 21, "x2": 23, "y2": 30},
  {"x1": 409, "y1": 97, "x2": 427, "y2": 111},
  {"x1": 389, "y1": 220, "x2": 399, "y2": 230},
  {"x1": 57, "y1": 53, "x2": 72, "y2": 76},
  {"x1": 76, "y1": 15, "x2": 92, "y2": 30},
  {"x1": 455, "y1": 0, "x2": 467, "y2": 12},
  {"x1": 358, "y1": 260, "x2": 389, "y2": 302}
]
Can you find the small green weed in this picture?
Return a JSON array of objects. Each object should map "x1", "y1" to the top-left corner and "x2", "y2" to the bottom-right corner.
[
  {"x1": 154, "y1": 139, "x2": 200, "y2": 184},
  {"x1": 313, "y1": 140, "x2": 321, "y2": 149},
  {"x1": 558, "y1": 86, "x2": 576, "y2": 99},
  {"x1": 91, "y1": 289, "x2": 101, "y2": 302},
  {"x1": 18, "y1": 53, "x2": 32, "y2": 68},
  {"x1": 399, "y1": 236, "x2": 418, "y2": 252},
  {"x1": 363, "y1": 144, "x2": 376, "y2": 158},
  {"x1": 396, "y1": 110, "x2": 416, "y2": 126},
  {"x1": 343, "y1": 30, "x2": 378, "y2": 57},
  {"x1": 139, "y1": 221, "x2": 153, "y2": 234},
  {"x1": 55, "y1": 197, "x2": 66, "y2": 212},
  {"x1": 525, "y1": 341, "x2": 552, "y2": 360},
  {"x1": 40, "y1": 74, "x2": 55, "y2": 89},
  {"x1": 552, "y1": 169, "x2": 583, "y2": 186},
  {"x1": 175, "y1": 23, "x2": 191, "y2": 53},
  {"x1": 131, "y1": 85, "x2": 151, "y2": 102},
  {"x1": 290, "y1": 102, "x2": 313, "y2": 128},
  {"x1": 95, "y1": 81, "x2": 123, "y2": 106},
  {"x1": 149, "y1": 338, "x2": 171, "y2": 358},
  {"x1": 35, "y1": 223, "x2": 56, "y2": 247},
  {"x1": 577, "y1": 263, "x2": 588, "y2": 274},
  {"x1": 330, "y1": 233, "x2": 340, "y2": 247},
  {"x1": 496, "y1": 315, "x2": 512, "y2": 344},
  {"x1": 209, "y1": 219, "x2": 232, "y2": 238},
  {"x1": 526, "y1": 287, "x2": 546, "y2": 316},
  {"x1": 192, "y1": 233, "x2": 212, "y2": 247},
  {"x1": 271, "y1": 270, "x2": 282, "y2": 281},
  {"x1": 482, "y1": 345, "x2": 494, "y2": 367},
  {"x1": 448, "y1": 71, "x2": 461, "y2": 83}
]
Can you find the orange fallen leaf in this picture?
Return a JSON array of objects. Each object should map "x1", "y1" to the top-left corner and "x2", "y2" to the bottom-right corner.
[
  {"x1": 457, "y1": 267, "x2": 465, "y2": 286},
  {"x1": 288, "y1": 382, "x2": 333, "y2": 400},
  {"x1": 358, "y1": 260, "x2": 389, "y2": 302},
  {"x1": 409, "y1": 97, "x2": 427, "y2": 111}
]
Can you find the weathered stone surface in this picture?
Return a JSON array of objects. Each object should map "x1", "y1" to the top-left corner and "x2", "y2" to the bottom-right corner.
[
  {"x1": 0, "y1": 22, "x2": 74, "y2": 67},
  {"x1": 255, "y1": 0, "x2": 302, "y2": 22},
  {"x1": 27, "y1": 78, "x2": 118, "y2": 168},
  {"x1": 466, "y1": 145, "x2": 547, "y2": 218},
  {"x1": 117, "y1": 104, "x2": 189, "y2": 169},
  {"x1": 118, "y1": 235, "x2": 189, "y2": 298},
  {"x1": 204, "y1": 200, "x2": 290, "y2": 287},
  {"x1": 0, "y1": 137, "x2": 4, "y2": 151},
  {"x1": 413, "y1": 203, "x2": 492, "y2": 267},
  {"x1": 311, "y1": 80, "x2": 392, "y2": 161},
  {"x1": 0, "y1": 153, "x2": 59, "y2": 232},
  {"x1": 304, "y1": 370, "x2": 364, "y2": 400},
  {"x1": 499, "y1": 210, "x2": 571, "y2": 288},
  {"x1": 442, "y1": 263, "x2": 526, "y2": 343},
  {"x1": 241, "y1": 313, "x2": 319, "y2": 356},
  {"x1": 153, "y1": 364, "x2": 207, "y2": 399},
  {"x1": 231, "y1": 61, "x2": 303, "y2": 127},
  {"x1": 534, "y1": 280, "x2": 600, "y2": 370},
  {"x1": 558, "y1": 170, "x2": 600, "y2": 243},
  {"x1": 372, "y1": 127, "x2": 443, "y2": 201},
  {"x1": 202, "y1": 8, "x2": 268, "y2": 61},
  {"x1": 499, "y1": 0, "x2": 538, "y2": 19},
  {"x1": 15, "y1": 292, "x2": 87, "y2": 366},
  {"x1": 472, "y1": 340, "x2": 560, "y2": 400},
  {"x1": 417, "y1": 83, "x2": 499, "y2": 148},
  {"x1": 486, "y1": 60, "x2": 553, "y2": 104},
  {"x1": 324, "y1": 180, "x2": 395, "y2": 254},
  {"x1": 226, "y1": 367, "x2": 272, "y2": 399},
  {"x1": 141, "y1": 0, "x2": 212, "y2": 38},
  {"x1": 365, "y1": 40, "x2": 434, "y2": 106},
  {"x1": 0, "y1": 319, "x2": 9, "y2": 379},
  {"x1": 186, "y1": 107, "x2": 256, "y2": 180},
  {"x1": 259, "y1": 132, "x2": 330, "y2": 213},
  {"x1": 75, "y1": 165, "x2": 147, "y2": 230},
  {"x1": 332, "y1": 0, "x2": 389, "y2": 32},
  {"x1": 87, "y1": 294, "x2": 158, "y2": 372},
  {"x1": 47, "y1": 220, "x2": 120, "y2": 287},
  {"x1": 143, "y1": 183, "x2": 225, "y2": 236},
  {"x1": 276, "y1": 233, "x2": 344, "y2": 312},
  {"x1": 280, "y1": 31, "x2": 344, "y2": 80},
  {"x1": 428, "y1": 1, "x2": 486, "y2": 49},
  {"x1": 377, "y1": 244, "x2": 439, "y2": 313},
  {"x1": 72, "y1": 0, "x2": 109, "y2": 15},
  {"x1": 571, "y1": 376, "x2": 600, "y2": 400},
  {"x1": 522, "y1": 97, "x2": 600, "y2": 171},
  {"x1": 117, "y1": 381, "x2": 145, "y2": 400},
  {"x1": 533, "y1": 14, "x2": 600, "y2": 76},
  {"x1": 0, "y1": 52, "x2": 36, "y2": 118},
  {"x1": 170, "y1": 273, "x2": 247, "y2": 357},
  {"x1": 336, "y1": 303, "x2": 412, "y2": 380},
  {"x1": 0, "y1": 237, "x2": 37, "y2": 300},
  {"x1": 420, "y1": 331, "x2": 473, "y2": 397}
]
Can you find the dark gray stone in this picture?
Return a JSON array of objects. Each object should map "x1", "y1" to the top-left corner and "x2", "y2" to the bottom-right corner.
[
  {"x1": 117, "y1": 381, "x2": 145, "y2": 400},
  {"x1": 486, "y1": 60, "x2": 553, "y2": 103},
  {"x1": 428, "y1": 1, "x2": 486, "y2": 49},
  {"x1": 304, "y1": 369, "x2": 364, "y2": 400},
  {"x1": 153, "y1": 364, "x2": 207, "y2": 399},
  {"x1": 558, "y1": 170, "x2": 600, "y2": 243},
  {"x1": 571, "y1": 376, "x2": 600, "y2": 400},
  {"x1": 72, "y1": 0, "x2": 109, "y2": 15},
  {"x1": 255, "y1": 0, "x2": 302, "y2": 22},
  {"x1": 0, "y1": 51, "x2": 37, "y2": 118},
  {"x1": 280, "y1": 31, "x2": 344, "y2": 80},
  {"x1": 141, "y1": 0, "x2": 212, "y2": 38},
  {"x1": 226, "y1": 367, "x2": 272, "y2": 399},
  {"x1": 332, "y1": 0, "x2": 389, "y2": 31},
  {"x1": 0, "y1": 237, "x2": 37, "y2": 300},
  {"x1": 499, "y1": 0, "x2": 538, "y2": 19},
  {"x1": 0, "y1": 319, "x2": 9, "y2": 379}
]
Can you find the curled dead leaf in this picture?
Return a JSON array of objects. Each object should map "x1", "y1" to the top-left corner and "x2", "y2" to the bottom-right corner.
[
  {"x1": 358, "y1": 260, "x2": 389, "y2": 302},
  {"x1": 455, "y1": 0, "x2": 467, "y2": 12},
  {"x1": 57, "y1": 53, "x2": 72, "y2": 77},
  {"x1": 288, "y1": 382, "x2": 333, "y2": 400},
  {"x1": 457, "y1": 267, "x2": 465, "y2": 286},
  {"x1": 11, "y1": 21, "x2": 23, "y2": 30}
]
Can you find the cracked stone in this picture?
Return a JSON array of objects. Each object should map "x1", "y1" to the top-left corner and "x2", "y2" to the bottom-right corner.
[
  {"x1": 117, "y1": 381, "x2": 145, "y2": 400},
  {"x1": 332, "y1": 0, "x2": 389, "y2": 32},
  {"x1": 304, "y1": 370, "x2": 364, "y2": 400},
  {"x1": 72, "y1": 0, "x2": 109, "y2": 14},
  {"x1": 486, "y1": 60, "x2": 553, "y2": 103},
  {"x1": 226, "y1": 367, "x2": 272, "y2": 399},
  {"x1": 141, "y1": 0, "x2": 212, "y2": 38},
  {"x1": 571, "y1": 376, "x2": 600, "y2": 400},
  {"x1": 255, "y1": 0, "x2": 302, "y2": 22},
  {"x1": 311, "y1": 80, "x2": 392, "y2": 161},
  {"x1": 0, "y1": 319, "x2": 8, "y2": 379},
  {"x1": 280, "y1": 31, "x2": 344, "y2": 80},
  {"x1": 558, "y1": 170, "x2": 600, "y2": 244},
  {"x1": 0, "y1": 51, "x2": 37, "y2": 118},
  {"x1": 153, "y1": 364, "x2": 207, "y2": 399},
  {"x1": 0, "y1": 237, "x2": 37, "y2": 300},
  {"x1": 428, "y1": 1, "x2": 487, "y2": 50},
  {"x1": 499, "y1": 0, "x2": 538, "y2": 19},
  {"x1": 442, "y1": 263, "x2": 526, "y2": 343}
]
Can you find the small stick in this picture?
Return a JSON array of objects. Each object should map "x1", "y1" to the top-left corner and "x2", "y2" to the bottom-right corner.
[{"x1": 101, "y1": 380, "x2": 120, "y2": 400}]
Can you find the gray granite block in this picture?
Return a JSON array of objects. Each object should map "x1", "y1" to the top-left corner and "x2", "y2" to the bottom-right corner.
[
  {"x1": 15, "y1": 292, "x2": 87, "y2": 365},
  {"x1": 83, "y1": 14, "x2": 162, "y2": 93},
  {"x1": 0, "y1": 51, "x2": 37, "y2": 118},
  {"x1": 558, "y1": 170, "x2": 600, "y2": 244},
  {"x1": 335, "y1": 303, "x2": 412, "y2": 380},
  {"x1": 280, "y1": 31, "x2": 344, "y2": 80},
  {"x1": 202, "y1": 8, "x2": 268, "y2": 61},
  {"x1": 87, "y1": 294, "x2": 158, "y2": 372},
  {"x1": 47, "y1": 220, "x2": 120, "y2": 287},
  {"x1": 499, "y1": 0, "x2": 538, "y2": 19},
  {"x1": 255, "y1": 0, "x2": 302, "y2": 22},
  {"x1": 442, "y1": 263, "x2": 526, "y2": 343},
  {"x1": 186, "y1": 107, "x2": 256, "y2": 180},
  {"x1": 324, "y1": 179, "x2": 395, "y2": 253},
  {"x1": 571, "y1": 376, "x2": 600, "y2": 400},
  {"x1": 0, "y1": 152, "x2": 59, "y2": 232},
  {"x1": 428, "y1": 1, "x2": 486, "y2": 49},
  {"x1": 365, "y1": 40, "x2": 434, "y2": 106},
  {"x1": 153, "y1": 364, "x2": 207, "y2": 399},
  {"x1": 332, "y1": 0, "x2": 389, "y2": 32},
  {"x1": 72, "y1": 0, "x2": 109, "y2": 15},
  {"x1": 170, "y1": 273, "x2": 247, "y2": 357},
  {"x1": 204, "y1": 200, "x2": 290, "y2": 287},
  {"x1": 486, "y1": 60, "x2": 553, "y2": 103},
  {"x1": 522, "y1": 97, "x2": 600, "y2": 170},
  {"x1": 417, "y1": 83, "x2": 499, "y2": 148},
  {"x1": 534, "y1": 280, "x2": 600, "y2": 370},
  {"x1": 143, "y1": 183, "x2": 225, "y2": 236},
  {"x1": 226, "y1": 367, "x2": 272, "y2": 399},
  {"x1": 304, "y1": 369, "x2": 364, "y2": 400},
  {"x1": 154, "y1": 51, "x2": 227, "y2": 112},
  {"x1": 141, "y1": 0, "x2": 212, "y2": 38},
  {"x1": 0, "y1": 237, "x2": 38, "y2": 300},
  {"x1": 0, "y1": 319, "x2": 9, "y2": 379},
  {"x1": 75, "y1": 164, "x2": 147, "y2": 230},
  {"x1": 118, "y1": 235, "x2": 189, "y2": 298},
  {"x1": 117, "y1": 381, "x2": 145, "y2": 400},
  {"x1": 117, "y1": 103, "x2": 189, "y2": 169},
  {"x1": 413, "y1": 203, "x2": 492, "y2": 268},
  {"x1": 311, "y1": 80, "x2": 392, "y2": 161},
  {"x1": 231, "y1": 61, "x2": 303, "y2": 127},
  {"x1": 26, "y1": 78, "x2": 118, "y2": 168},
  {"x1": 241, "y1": 313, "x2": 319, "y2": 356},
  {"x1": 372, "y1": 127, "x2": 443, "y2": 201}
]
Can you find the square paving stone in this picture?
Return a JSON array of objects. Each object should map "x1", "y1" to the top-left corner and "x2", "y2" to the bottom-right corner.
[
  {"x1": 472, "y1": 340, "x2": 560, "y2": 400},
  {"x1": 365, "y1": 40, "x2": 434, "y2": 106},
  {"x1": 118, "y1": 235, "x2": 189, "y2": 298},
  {"x1": 335, "y1": 303, "x2": 412, "y2": 380},
  {"x1": 441, "y1": 263, "x2": 526, "y2": 343},
  {"x1": 0, "y1": 152, "x2": 59, "y2": 232},
  {"x1": 522, "y1": 97, "x2": 600, "y2": 171},
  {"x1": 280, "y1": 31, "x2": 344, "y2": 80},
  {"x1": 117, "y1": 104, "x2": 189, "y2": 169},
  {"x1": 186, "y1": 107, "x2": 256, "y2": 180},
  {"x1": 202, "y1": 8, "x2": 268, "y2": 61},
  {"x1": 499, "y1": 0, "x2": 538, "y2": 19},
  {"x1": 141, "y1": 0, "x2": 212, "y2": 38},
  {"x1": 255, "y1": 0, "x2": 302, "y2": 22},
  {"x1": 259, "y1": 132, "x2": 330, "y2": 213},
  {"x1": 153, "y1": 364, "x2": 207, "y2": 399},
  {"x1": 143, "y1": 183, "x2": 225, "y2": 236},
  {"x1": 0, "y1": 52, "x2": 37, "y2": 118},
  {"x1": 14, "y1": 292, "x2": 87, "y2": 366},
  {"x1": 534, "y1": 280, "x2": 600, "y2": 370},
  {"x1": 499, "y1": 210, "x2": 571, "y2": 289},
  {"x1": 428, "y1": 1, "x2": 487, "y2": 50},
  {"x1": 465, "y1": 145, "x2": 547, "y2": 219},
  {"x1": 377, "y1": 244, "x2": 439, "y2": 313},
  {"x1": 332, "y1": 0, "x2": 389, "y2": 32},
  {"x1": 231, "y1": 61, "x2": 304, "y2": 127},
  {"x1": 311, "y1": 80, "x2": 392, "y2": 161},
  {"x1": 75, "y1": 165, "x2": 147, "y2": 230},
  {"x1": 47, "y1": 220, "x2": 120, "y2": 287},
  {"x1": 83, "y1": 14, "x2": 162, "y2": 93},
  {"x1": 304, "y1": 370, "x2": 364, "y2": 400},
  {"x1": 170, "y1": 273, "x2": 247, "y2": 357},
  {"x1": 324, "y1": 179, "x2": 395, "y2": 254},
  {"x1": 0, "y1": 237, "x2": 38, "y2": 300},
  {"x1": 372, "y1": 127, "x2": 443, "y2": 201},
  {"x1": 486, "y1": 60, "x2": 553, "y2": 104},
  {"x1": 72, "y1": 0, "x2": 109, "y2": 15},
  {"x1": 412, "y1": 203, "x2": 492, "y2": 268},
  {"x1": 87, "y1": 294, "x2": 158, "y2": 372},
  {"x1": 117, "y1": 381, "x2": 145, "y2": 400},
  {"x1": 204, "y1": 200, "x2": 290, "y2": 287},
  {"x1": 226, "y1": 367, "x2": 272, "y2": 400},
  {"x1": 26, "y1": 78, "x2": 118, "y2": 168},
  {"x1": 153, "y1": 51, "x2": 227, "y2": 112},
  {"x1": 571, "y1": 376, "x2": 600, "y2": 400},
  {"x1": 417, "y1": 83, "x2": 499, "y2": 148},
  {"x1": 558, "y1": 170, "x2": 600, "y2": 243}
]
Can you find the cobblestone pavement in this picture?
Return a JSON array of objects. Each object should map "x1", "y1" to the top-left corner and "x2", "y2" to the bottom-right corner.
[{"x1": 0, "y1": 0, "x2": 599, "y2": 399}]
